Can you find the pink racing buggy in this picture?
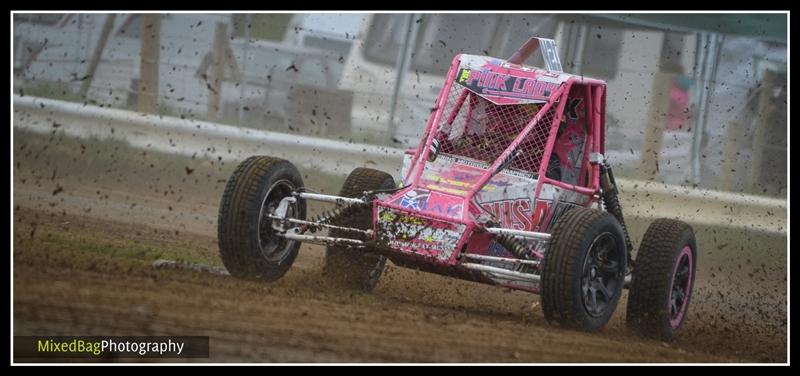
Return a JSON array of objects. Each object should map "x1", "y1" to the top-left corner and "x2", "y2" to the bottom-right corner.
[{"x1": 217, "y1": 37, "x2": 697, "y2": 340}]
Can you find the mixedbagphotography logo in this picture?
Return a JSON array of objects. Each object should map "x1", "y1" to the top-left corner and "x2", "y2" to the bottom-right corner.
[{"x1": 14, "y1": 336, "x2": 210, "y2": 360}]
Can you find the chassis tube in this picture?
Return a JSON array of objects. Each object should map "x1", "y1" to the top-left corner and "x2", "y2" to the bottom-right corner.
[
  {"x1": 461, "y1": 263, "x2": 540, "y2": 283},
  {"x1": 268, "y1": 215, "x2": 373, "y2": 236},
  {"x1": 295, "y1": 192, "x2": 365, "y2": 205},
  {"x1": 462, "y1": 253, "x2": 540, "y2": 266},
  {"x1": 484, "y1": 227, "x2": 551, "y2": 240},
  {"x1": 282, "y1": 230, "x2": 367, "y2": 247}
]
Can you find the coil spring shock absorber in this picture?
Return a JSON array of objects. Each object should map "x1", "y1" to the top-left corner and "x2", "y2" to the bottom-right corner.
[
  {"x1": 303, "y1": 201, "x2": 371, "y2": 233},
  {"x1": 494, "y1": 233, "x2": 531, "y2": 260},
  {"x1": 599, "y1": 162, "x2": 634, "y2": 267}
]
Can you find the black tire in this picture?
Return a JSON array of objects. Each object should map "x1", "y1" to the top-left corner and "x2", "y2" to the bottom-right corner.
[
  {"x1": 218, "y1": 156, "x2": 306, "y2": 282},
  {"x1": 627, "y1": 219, "x2": 697, "y2": 341},
  {"x1": 323, "y1": 168, "x2": 394, "y2": 291},
  {"x1": 541, "y1": 207, "x2": 628, "y2": 331}
]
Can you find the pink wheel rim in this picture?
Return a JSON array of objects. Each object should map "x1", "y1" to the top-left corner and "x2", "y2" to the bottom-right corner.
[{"x1": 668, "y1": 245, "x2": 693, "y2": 329}]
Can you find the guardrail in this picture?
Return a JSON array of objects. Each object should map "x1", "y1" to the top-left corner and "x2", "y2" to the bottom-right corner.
[{"x1": 13, "y1": 95, "x2": 786, "y2": 235}]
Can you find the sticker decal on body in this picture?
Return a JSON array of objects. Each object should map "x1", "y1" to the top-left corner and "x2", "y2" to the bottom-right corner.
[
  {"x1": 396, "y1": 189, "x2": 463, "y2": 219},
  {"x1": 376, "y1": 206, "x2": 466, "y2": 260},
  {"x1": 456, "y1": 68, "x2": 559, "y2": 103},
  {"x1": 399, "y1": 189, "x2": 430, "y2": 210},
  {"x1": 480, "y1": 198, "x2": 533, "y2": 230}
]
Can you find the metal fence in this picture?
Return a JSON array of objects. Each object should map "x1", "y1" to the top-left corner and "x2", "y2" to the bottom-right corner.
[{"x1": 12, "y1": 12, "x2": 787, "y2": 198}]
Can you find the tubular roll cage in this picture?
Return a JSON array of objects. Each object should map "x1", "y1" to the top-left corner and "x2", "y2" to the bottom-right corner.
[{"x1": 404, "y1": 53, "x2": 608, "y2": 216}]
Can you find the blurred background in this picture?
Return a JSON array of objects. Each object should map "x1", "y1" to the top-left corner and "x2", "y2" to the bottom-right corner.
[{"x1": 12, "y1": 12, "x2": 787, "y2": 197}]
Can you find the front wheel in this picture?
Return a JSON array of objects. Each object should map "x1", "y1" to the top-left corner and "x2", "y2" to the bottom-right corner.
[
  {"x1": 541, "y1": 207, "x2": 628, "y2": 331},
  {"x1": 217, "y1": 156, "x2": 306, "y2": 282},
  {"x1": 626, "y1": 218, "x2": 697, "y2": 341}
]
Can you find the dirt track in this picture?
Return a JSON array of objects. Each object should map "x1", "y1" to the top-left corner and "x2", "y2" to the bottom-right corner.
[{"x1": 12, "y1": 129, "x2": 787, "y2": 362}]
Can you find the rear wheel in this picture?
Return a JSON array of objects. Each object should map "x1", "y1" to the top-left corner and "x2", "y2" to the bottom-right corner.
[
  {"x1": 627, "y1": 219, "x2": 697, "y2": 341},
  {"x1": 541, "y1": 207, "x2": 628, "y2": 331},
  {"x1": 323, "y1": 168, "x2": 395, "y2": 291},
  {"x1": 217, "y1": 156, "x2": 306, "y2": 282}
]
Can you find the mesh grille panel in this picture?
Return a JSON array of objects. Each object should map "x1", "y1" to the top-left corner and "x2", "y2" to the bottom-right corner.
[{"x1": 435, "y1": 85, "x2": 557, "y2": 174}]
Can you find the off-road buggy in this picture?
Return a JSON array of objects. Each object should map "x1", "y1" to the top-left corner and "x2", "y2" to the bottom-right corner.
[{"x1": 218, "y1": 37, "x2": 697, "y2": 340}]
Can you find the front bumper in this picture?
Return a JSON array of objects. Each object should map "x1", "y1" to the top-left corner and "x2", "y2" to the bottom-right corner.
[{"x1": 373, "y1": 203, "x2": 470, "y2": 264}]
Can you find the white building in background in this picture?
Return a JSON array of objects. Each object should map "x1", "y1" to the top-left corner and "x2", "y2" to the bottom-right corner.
[{"x1": 13, "y1": 13, "x2": 361, "y2": 126}]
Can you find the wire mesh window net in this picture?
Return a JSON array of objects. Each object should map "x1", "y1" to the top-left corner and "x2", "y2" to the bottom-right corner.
[{"x1": 435, "y1": 84, "x2": 557, "y2": 176}]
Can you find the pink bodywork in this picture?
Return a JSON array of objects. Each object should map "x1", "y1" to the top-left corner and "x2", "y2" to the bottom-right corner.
[{"x1": 370, "y1": 48, "x2": 608, "y2": 293}]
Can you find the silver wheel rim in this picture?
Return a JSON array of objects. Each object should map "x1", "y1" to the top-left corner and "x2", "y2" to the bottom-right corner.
[{"x1": 257, "y1": 179, "x2": 298, "y2": 263}]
